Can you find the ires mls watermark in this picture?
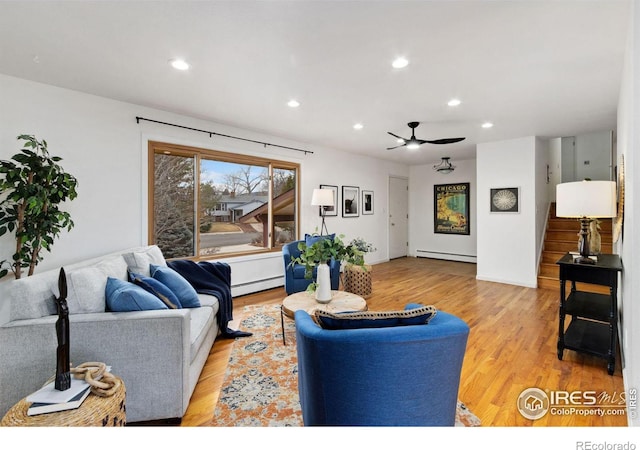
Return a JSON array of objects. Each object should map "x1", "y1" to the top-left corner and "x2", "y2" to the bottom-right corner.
[{"x1": 517, "y1": 387, "x2": 632, "y2": 420}]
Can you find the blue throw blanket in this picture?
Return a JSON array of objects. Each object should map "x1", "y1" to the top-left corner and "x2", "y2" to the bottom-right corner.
[{"x1": 167, "y1": 260, "x2": 251, "y2": 338}]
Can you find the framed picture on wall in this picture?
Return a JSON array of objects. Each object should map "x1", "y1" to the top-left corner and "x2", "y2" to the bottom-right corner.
[
  {"x1": 490, "y1": 187, "x2": 520, "y2": 213},
  {"x1": 319, "y1": 184, "x2": 338, "y2": 216},
  {"x1": 342, "y1": 186, "x2": 359, "y2": 217},
  {"x1": 434, "y1": 183, "x2": 470, "y2": 235},
  {"x1": 362, "y1": 190, "x2": 374, "y2": 215}
]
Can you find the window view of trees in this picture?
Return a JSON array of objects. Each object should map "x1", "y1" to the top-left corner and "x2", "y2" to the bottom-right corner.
[
  {"x1": 150, "y1": 142, "x2": 298, "y2": 260},
  {"x1": 153, "y1": 153, "x2": 195, "y2": 259}
]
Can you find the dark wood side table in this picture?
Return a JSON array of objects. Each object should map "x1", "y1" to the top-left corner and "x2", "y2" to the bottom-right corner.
[{"x1": 556, "y1": 253, "x2": 623, "y2": 375}]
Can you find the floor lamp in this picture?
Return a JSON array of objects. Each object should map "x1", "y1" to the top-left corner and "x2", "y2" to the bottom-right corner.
[
  {"x1": 311, "y1": 188, "x2": 334, "y2": 236},
  {"x1": 556, "y1": 180, "x2": 617, "y2": 264}
]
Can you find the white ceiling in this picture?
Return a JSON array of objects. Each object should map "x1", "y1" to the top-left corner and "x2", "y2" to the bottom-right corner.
[{"x1": 0, "y1": 0, "x2": 630, "y2": 165}]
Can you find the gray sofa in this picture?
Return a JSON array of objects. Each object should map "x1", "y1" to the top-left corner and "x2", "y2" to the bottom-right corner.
[{"x1": 0, "y1": 245, "x2": 220, "y2": 423}]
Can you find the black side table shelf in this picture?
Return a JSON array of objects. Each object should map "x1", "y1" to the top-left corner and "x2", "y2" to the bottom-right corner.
[{"x1": 556, "y1": 253, "x2": 622, "y2": 375}]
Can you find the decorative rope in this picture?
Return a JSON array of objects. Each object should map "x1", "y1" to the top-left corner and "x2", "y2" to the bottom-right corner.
[{"x1": 70, "y1": 362, "x2": 121, "y2": 397}]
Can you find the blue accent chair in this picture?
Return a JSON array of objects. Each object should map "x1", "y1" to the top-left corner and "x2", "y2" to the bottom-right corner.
[
  {"x1": 282, "y1": 240, "x2": 341, "y2": 294},
  {"x1": 294, "y1": 307, "x2": 470, "y2": 426}
]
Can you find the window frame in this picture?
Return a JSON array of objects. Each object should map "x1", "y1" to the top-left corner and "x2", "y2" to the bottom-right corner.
[{"x1": 148, "y1": 140, "x2": 300, "y2": 260}]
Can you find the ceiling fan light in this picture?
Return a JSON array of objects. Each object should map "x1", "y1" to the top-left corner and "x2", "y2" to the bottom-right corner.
[
  {"x1": 433, "y1": 157, "x2": 456, "y2": 174},
  {"x1": 407, "y1": 142, "x2": 420, "y2": 150}
]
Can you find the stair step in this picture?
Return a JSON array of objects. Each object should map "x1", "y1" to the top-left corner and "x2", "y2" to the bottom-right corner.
[
  {"x1": 546, "y1": 230, "x2": 581, "y2": 241},
  {"x1": 539, "y1": 263, "x2": 559, "y2": 278},
  {"x1": 542, "y1": 251, "x2": 567, "y2": 264},
  {"x1": 539, "y1": 203, "x2": 615, "y2": 293},
  {"x1": 537, "y1": 276, "x2": 612, "y2": 295},
  {"x1": 547, "y1": 218, "x2": 613, "y2": 232},
  {"x1": 537, "y1": 276, "x2": 559, "y2": 291},
  {"x1": 544, "y1": 240, "x2": 580, "y2": 253},
  {"x1": 544, "y1": 241, "x2": 612, "y2": 253}
]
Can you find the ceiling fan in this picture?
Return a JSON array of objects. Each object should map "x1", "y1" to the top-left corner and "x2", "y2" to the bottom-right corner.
[{"x1": 387, "y1": 121, "x2": 465, "y2": 150}]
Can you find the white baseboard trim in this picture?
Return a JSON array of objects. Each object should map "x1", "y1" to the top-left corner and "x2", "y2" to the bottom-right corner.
[
  {"x1": 475, "y1": 274, "x2": 538, "y2": 288},
  {"x1": 416, "y1": 250, "x2": 477, "y2": 264}
]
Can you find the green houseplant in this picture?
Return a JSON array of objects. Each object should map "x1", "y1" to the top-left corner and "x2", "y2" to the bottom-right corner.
[
  {"x1": 343, "y1": 237, "x2": 376, "y2": 299},
  {"x1": 0, "y1": 135, "x2": 78, "y2": 279},
  {"x1": 289, "y1": 234, "x2": 369, "y2": 300}
]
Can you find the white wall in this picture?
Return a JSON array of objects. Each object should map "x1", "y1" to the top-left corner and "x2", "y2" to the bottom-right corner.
[
  {"x1": 408, "y1": 158, "x2": 477, "y2": 263},
  {"x1": 535, "y1": 137, "x2": 551, "y2": 270},
  {"x1": 0, "y1": 74, "x2": 408, "y2": 295},
  {"x1": 561, "y1": 131, "x2": 614, "y2": 182},
  {"x1": 575, "y1": 131, "x2": 614, "y2": 181},
  {"x1": 617, "y1": 0, "x2": 640, "y2": 426},
  {"x1": 476, "y1": 136, "x2": 544, "y2": 287},
  {"x1": 548, "y1": 137, "x2": 562, "y2": 202}
]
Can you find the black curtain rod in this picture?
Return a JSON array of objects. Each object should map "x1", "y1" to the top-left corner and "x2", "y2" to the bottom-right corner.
[{"x1": 135, "y1": 116, "x2": 313, "y2": 155}]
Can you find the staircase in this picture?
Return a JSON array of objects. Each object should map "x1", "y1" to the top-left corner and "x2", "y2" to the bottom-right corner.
[{"x1": 537, "y1": 203, "x2": 613, "y2": 293}]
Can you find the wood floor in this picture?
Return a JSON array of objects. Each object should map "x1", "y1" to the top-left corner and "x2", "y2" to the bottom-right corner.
[{"x1": 180, "y1": 256, "x2": 627, "y2": 427}]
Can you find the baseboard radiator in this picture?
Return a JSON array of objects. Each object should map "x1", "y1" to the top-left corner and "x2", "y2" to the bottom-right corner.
[{"x1": 231, "y1": 275, "x2": 284, "y2": 297}]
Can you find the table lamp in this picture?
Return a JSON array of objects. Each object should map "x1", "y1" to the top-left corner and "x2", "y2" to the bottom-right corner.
[
  {"x1": 556, "y1": 180, "x2": 616, "y2": 264},
  {"x1": 311, "y1": 188, "x2": 334, "y2": 236}
]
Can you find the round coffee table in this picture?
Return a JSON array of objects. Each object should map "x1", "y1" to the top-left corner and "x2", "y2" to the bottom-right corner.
[{"x1": 280, "y1": 290, "x2": 367, "y2": 344}]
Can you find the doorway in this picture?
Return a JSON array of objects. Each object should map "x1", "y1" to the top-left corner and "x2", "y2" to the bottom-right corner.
[{"x1": 388, "y1": 176, "x2": 408, "y2": 259}]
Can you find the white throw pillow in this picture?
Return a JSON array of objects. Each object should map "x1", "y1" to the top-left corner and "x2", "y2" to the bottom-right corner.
[{"x1": 123, "y1": 246, "x2": 167, "y2": 277}]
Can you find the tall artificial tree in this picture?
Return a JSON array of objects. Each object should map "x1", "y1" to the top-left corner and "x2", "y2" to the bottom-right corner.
[{"x1": 0, "y1": 135, "x2": 78, "y2": 279}]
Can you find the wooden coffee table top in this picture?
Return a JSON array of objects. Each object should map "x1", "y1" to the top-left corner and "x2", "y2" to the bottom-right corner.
[{"x1": 282, "y1": 290, "x2": 367, "y2": 319}]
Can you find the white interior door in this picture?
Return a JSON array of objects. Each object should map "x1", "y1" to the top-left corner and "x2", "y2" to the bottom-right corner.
[{"x1": 388, "y1": 176, "x2": 408, "y2": 259}]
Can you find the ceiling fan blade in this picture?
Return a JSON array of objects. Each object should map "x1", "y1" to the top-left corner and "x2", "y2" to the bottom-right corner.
[
  {"x1": 424, "y1": 137, "x2": 466, "y2": 145},
  {"x1": 387, "y1": 131, "x2": 407, "y2": 141},
  {"x1": 386, "y1": 144, "x2": 405, "y2": 150}
]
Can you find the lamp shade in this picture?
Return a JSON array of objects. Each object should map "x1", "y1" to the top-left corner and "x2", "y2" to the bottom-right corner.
[
  {"x1": 311, "y1": 188, "x2": 334, "y2": 207},
  {"x1": 556, "y1": 180, "x2": 617, "y2": 218}
]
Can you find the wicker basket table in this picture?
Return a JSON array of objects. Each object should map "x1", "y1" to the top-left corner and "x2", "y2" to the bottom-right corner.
[
  {"x1": 0, "y1": 375, "x2": 126, "y2": 427},
  {"x1": 344, "y1": 264, "x2": 373, "y2": 299}
]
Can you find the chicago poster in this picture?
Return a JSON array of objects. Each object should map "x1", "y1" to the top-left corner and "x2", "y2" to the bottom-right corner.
[{"x1": 434, "y1": 183, "x2": 470, "y2": 235}]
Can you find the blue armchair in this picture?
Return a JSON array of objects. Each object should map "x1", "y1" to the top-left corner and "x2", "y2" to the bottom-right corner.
[
  {"x1": 282, "y1": 239, "x2": 341, "y2": 294},
  {"x1": 294, "y1": 306, "x2": 470, "y2": 426}
]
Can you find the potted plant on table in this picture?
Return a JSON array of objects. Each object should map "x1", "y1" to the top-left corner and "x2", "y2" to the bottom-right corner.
[
  {"x1": 343, "y1": 237, "x2": 376, "y2": 299},
  {"x1": 289, "y1": 234, "x2": 368, "y2": 303}
]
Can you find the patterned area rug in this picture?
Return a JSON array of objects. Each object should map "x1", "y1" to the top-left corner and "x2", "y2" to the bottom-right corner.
[{"x1": 213, "y1": 304, "x2": 481, "y2": 427}]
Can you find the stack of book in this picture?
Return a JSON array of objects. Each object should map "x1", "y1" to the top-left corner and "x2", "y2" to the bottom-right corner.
[{"x1": 26, "y1": 377, "x2": 91, "y2": 416}]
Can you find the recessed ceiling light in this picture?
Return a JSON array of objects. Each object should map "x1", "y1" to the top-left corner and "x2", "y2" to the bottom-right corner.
[
  {"x1": 448, "y1": 98, "x2": 461, "y2": 107},
  {"x1": 287, "y1": 99, "x2": 300, "y2": 108},
  {"x1": 169, "y1": 59, "x2": 190, "y2": 71},
  {"x1": 392, "y1": 57, "x2": 409, "y2": 69},
  {"x1": 353, "y1": 123, "x2": 364, "y2": 130},
  {"x1": 482, "y1": 122, "x2": 494, "y2": 129},
  {"x1": 397, "y1": 138, "x2": 405, "y2": 144}
]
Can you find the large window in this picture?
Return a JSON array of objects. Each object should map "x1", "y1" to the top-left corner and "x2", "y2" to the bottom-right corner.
[{"x1": 149, "y1": 141, "x2": 299, "y2": 260}]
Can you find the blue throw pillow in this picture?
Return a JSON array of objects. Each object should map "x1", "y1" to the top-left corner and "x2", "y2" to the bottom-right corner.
[
  {"x1": 105, "y1": 277, "x2": 169, "y2": 312},
  {"x1": 129, "y1": 271, "x2": 182, "y2": 309},
  {"x1": 314, "y1": 304, "x2": 437, "y2": 330},
  {"x1": 305, "y1": 233, "x2": 335, "y2": 247},
  {"x1": 150, "y1": 264, "x2": 201, "y2": 308}
]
